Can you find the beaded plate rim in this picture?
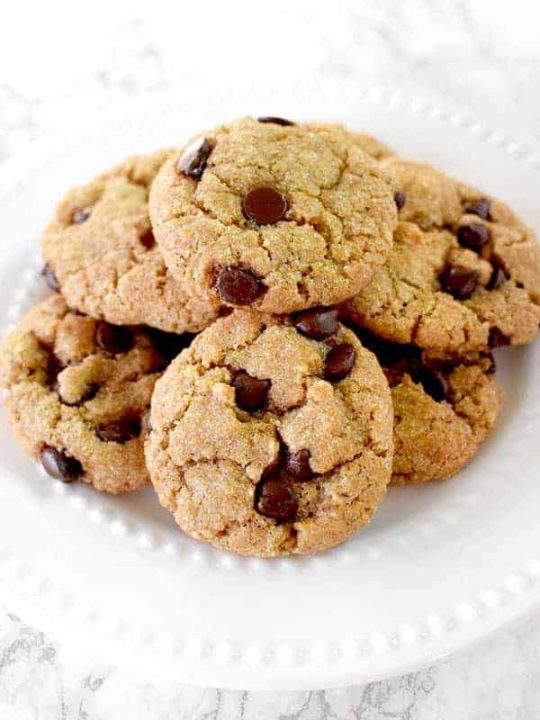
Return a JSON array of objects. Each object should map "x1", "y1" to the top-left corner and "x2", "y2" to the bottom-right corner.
[{"x1": 0, "y1": 83, "x2": 539, "y2": 690}]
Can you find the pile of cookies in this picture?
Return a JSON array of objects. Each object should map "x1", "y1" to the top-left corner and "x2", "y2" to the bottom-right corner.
[{"x1": 1, "y1": 117, "x2": 539, "y2": 557}]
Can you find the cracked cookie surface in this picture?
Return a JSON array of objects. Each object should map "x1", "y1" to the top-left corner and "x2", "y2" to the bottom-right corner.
[
  {"x1": 145, "y1": 308, "x2": 394, "y2": 557},
  {"x1": 350, "y1": 326, "x2": 502, "y2": 485},
  {"x1": 149, "y1": 117, "x2": 397, "y2": 314},
  {"x1": 0, "y1": 295, "x2": 176, "y2": 493},
  {"x1": 41, "y1": 151, "x2": 220, "y2": 333},
  {"x1": 305, "y1": 123, "x2": 395, "y2": 160},
  {"x1": 342, "y1": 158, "x2": 540, "y2": 352}
]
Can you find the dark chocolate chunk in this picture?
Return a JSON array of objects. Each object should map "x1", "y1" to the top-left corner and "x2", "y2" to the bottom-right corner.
[
  {"x1": 177, "y1": 138, "x2": 213, "y2": 180},
  {"x1": 284, "y1": 448, "x2": 312, "y2": 481},
  {"x1": 254, "y1": 475, "x2": 298, "y2": 523},
  {"x1": 439, "y1": 265, "x2": 480, "y2": 300},
  {"x1": 323, "y1": 343, "x2": 356, "y2": 382},
  {"x1": 463, "y1": 198, "x2": 491, "y2": 220},
  {"x1": 96, "y1": 419, "x2": 141, "y2": 444},
  {"x1": 295, "y1": 308, "x2": 339, "y2": 340},
  {"x1": 232, "y1": 371, "x2": 271, "y2": 412},
  {"x1": 139, "y1": 229, "x2": 156, "y2": 249},
  {"x1": 257, "y1": 116, "x2": 295, "y2": 126},
  {"x1": 216, "y1": 267, "x2": 266, "y2": 305},
  {"x1": 456, "y1": 223, "x2": 490, "y2": 253},
  {"x1": 39, "y1": 445, "x2": 82, "y2": 483},
  {"x1": 487, "y1": 260, "x2": 510, "y2": 290},
  {"x1": 242, "y1": 187, "x2": 288, "y2": 225}
]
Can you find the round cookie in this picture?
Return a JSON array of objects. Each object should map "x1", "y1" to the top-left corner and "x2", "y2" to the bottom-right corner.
[
  {"x1": 149, "y1": 117, "x2": 397, "y2": 314},
  {"x1": 145, "y1": 308, "x2": 394, "y2": 557},
  {"x1": 342, "y1": 158, "x2": 540, "y2": 352},
  {"x1": 350, "y1": 326, "x2": 502, "y2": 485},
  {"x1": 41, "y1": 151, "x2": 220, "y2": 333},
  {"x1": 0, "y1": 295, "x2": 177, "y2": 493}
]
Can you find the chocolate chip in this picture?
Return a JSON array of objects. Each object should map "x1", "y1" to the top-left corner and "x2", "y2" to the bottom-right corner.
[
  {"x1": 254, "y1": 475, "x2": 298, "y2": 523},
  {"x1": 394, "y1": 191, "x2": 406, "y2": 210},
  {"x1": 39, "y1": 445, "x2": 82, "y2": 483},
  {"x1": 42, "y1": 263, "x2": 61, "y2": 292},
  {"x1": 295, "y1": 308, "x2": 339, "y2": 340},
  {"x1": 415, "y1": 368, "x2": 450, "y2": 403},
  {"x1": 261, "y1": 452, "x2": 282, "y2": 481},
  {"x1": 94, "y1": 321, "x2": 133, "y2": 355},
  {"x1": 439, "y1": 265, "x2": 480, "y2": 300},
  {"x1": 233, "y1": 371, "x2": 271, "y2": 412},
  {"x1": 456, "y1": 223, "x2": 490, "y2": 253},
  {"x1": 463, "y1": 198, "x2": 491, "y2": 220},
  {"x1": 324, "y1": 343, "x2": 356, "y2": 382},
  {"x1": 139, "y1": 229, "x2": 156, "y2": 249},
  {"x1": 216, "y1": 267, "x2": 266, "y2": 305},
  {"x1": 257, "y1": 116, "x2": 295, "y2": 126},
  {"x1": 177, "y1": 138, "x2": 213, "y2": 180},
  {"x1": 284, "y1": 448, "x2": 312, "y2": 481},
  {"x1": 487, "y1": 260, "x2": 510, "y2": 290},
  {"x1": 488, "y1": 327, "x2": 510, "y2": 348},
  {"x1": 96, "y1": 419, "x2": 141, "y2": 444},
  {"x1": 147, "y1": 328, "x2": 193, "y2": 363},
  {"x1": 242, "y1": 187, "x2": 288, "y2": 225},
  {"x1": 72, "y1": 207, "x2": 91, "y2": 224}
]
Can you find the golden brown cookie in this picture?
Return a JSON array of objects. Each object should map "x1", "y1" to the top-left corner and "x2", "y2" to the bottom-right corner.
[
  {"x1": 149, "y1": 117, "x2": 397, "y2": 314},
  {"x1": 41, "y1": 151, "x2": 220, "y2": 333},
  {"x1": 0, "y1": 295, "x2": 182, "y2": 493},
  {"x1": 145, "y1": 308, "x2": 394, "y2": 557},
  {"x1": 342, "y1": 158, "x2": 540, "y2": 352},
  {"x1": 350, "y1": 326, "x2": 502, "y2": 485}
]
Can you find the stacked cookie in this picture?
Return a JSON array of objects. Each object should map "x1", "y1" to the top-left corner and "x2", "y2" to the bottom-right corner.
[{"x1": 1, "y1": 117, "x2": 539, "y2": 557}]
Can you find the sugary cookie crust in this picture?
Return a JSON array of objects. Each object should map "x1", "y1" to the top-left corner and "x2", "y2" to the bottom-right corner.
[
  {"x1": 149, "y1": 117, "x2": 397, "y2": 314},
  {"x1": 41, "y1": 151, "x2": 220, "y2": 333},
  {"x1": 0, "y1": 295, "x2": 169, "y2": 493},
  {"x1": 145, "y1": 309, "x2": 394, "y2": 557},
  {"x1": 305, "y1": 123, "x2": 395, "y2": 160}
]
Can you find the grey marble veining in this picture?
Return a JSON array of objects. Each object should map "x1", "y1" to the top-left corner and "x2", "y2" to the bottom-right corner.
[
  {"x1": 0, "y1": 2, "x2": 539, "y2": 717},
  {"x1": 1, "y1": 607, "x2": 540, "y2": 719}
]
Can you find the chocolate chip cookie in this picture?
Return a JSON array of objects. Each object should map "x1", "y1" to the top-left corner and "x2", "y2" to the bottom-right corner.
[
  {"x1": 0, "y1": 295, "x2": 175, "y2": 493},
  {"x1": 149, "y1": 117, "x2": 397, "y2": 314},
  {"x1": 342, "y1": 158, "x2": 540, "y2": 351},
  {"x1": 350, "y1": 326, "x2": 502, "y2": 485},
  {"x1": 145, "y1": 308, "x2": 394, "y2": 557},
  {"x1": 41, "y1": 151, "x2": 220, "y2": 333}
]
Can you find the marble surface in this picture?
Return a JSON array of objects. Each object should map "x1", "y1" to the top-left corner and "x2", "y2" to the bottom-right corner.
[{"x1": 1, "y1": 1, "x2": 540, "y2": 717}]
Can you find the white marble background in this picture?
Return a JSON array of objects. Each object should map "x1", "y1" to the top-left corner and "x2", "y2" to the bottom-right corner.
[{"x1": 1, "y1": 1, "x2": 540, "y2": 717}]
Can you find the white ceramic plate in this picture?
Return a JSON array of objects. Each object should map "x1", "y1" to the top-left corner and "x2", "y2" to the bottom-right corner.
[{"x1": 0, "y1": 85, "x2": 539, "y2": 691}]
